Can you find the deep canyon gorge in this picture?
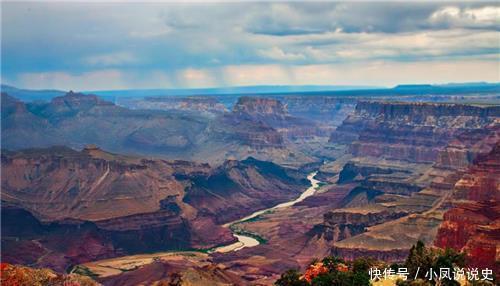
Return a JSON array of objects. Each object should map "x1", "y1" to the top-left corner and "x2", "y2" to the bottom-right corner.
[{"x1": 1, "y1": 84, "x2": 499, "y2": 285}]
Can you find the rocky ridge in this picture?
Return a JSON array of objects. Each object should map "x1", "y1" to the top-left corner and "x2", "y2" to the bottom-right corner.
[
  {"x1": 1, "y1": 92, "x2": 312, "y2": 166},
  {"x1": 323, "y1": 101, "x2": 499, "y2": 261},
  {"x1": 434, "y1": 143, "x2": 500, "y2": 274},
  {"x1": 1, "y1": 145, "x2": 307, "y2": 272}
]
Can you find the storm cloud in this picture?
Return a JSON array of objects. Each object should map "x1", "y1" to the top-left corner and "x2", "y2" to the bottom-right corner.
[{"x1": 1, "y1": 1, "x2": 499, "y2": 90}]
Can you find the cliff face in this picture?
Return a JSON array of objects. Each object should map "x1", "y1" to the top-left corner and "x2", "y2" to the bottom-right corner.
[
  {"x1": 1, "y1": 93, "x2": 61, "y2": 147},
  {"x1": 1, "y1": 93, "x2": 311, "y2": 164},
  {"x1": 327, "y1": 140, "x2": 499, "y2": 262},
  {"x1": 233, "y1": 96, "x2": 288, "y2": 119},
  {"x1": 283, "y1": 96, "x2": 356, "y2": 125},
  {"x1": 318, "y1": 101, "x2": 500, "y2": 262},
  {"x1": 229, "y1": 96, "x2": 328, "y2": 141},
  {"x1": 39, "y1": 91, "x2": 115, "y2": 119},
  {"x1": 283, "y1": 96, "x2": 357, "y2": 140},
  {"x1": 1, "y1": 206, "x2": 121, "y2": 272},
  {"x1": 1, "y1": 146, "x2": 187, "y2": 221},
  {"x1": 354, "y1": 101, "x2": 500, "y2": 118},
  {"x1": 1, "y1": 146, "x2": 307, "y2": 271},
  {"x1": 183, "y1": 157, "x2": 307, "y2": 224},
  {"x1": 322, "y1": 209, "x2": 408, "y2": 242},
  {"x1": 434, "y1": 143, "x2": 500, "y2": 273},
  {"x1": 217, "y1": 114, "x2": 285, "y2": 148},
  {"x1": 2, "y1": 92, "x2": 208, "y2": 153},
  {"x1": 331, "y1": 101, "x2": 499, "y2": 163},
  {"x1": 435, "y1": 126, "x2": 500, "y2": 170}
]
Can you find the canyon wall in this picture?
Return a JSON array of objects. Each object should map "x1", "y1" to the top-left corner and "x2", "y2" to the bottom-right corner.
[
  {"x1": 228, "y1": 96, "x2": 329, "y2": 141},
  {"x1": 1, "y1": 146, "x2": 308, "y2": 271},
  {"x1": 1, "y1": 92, "x2": 312, "y2": 165},
  {"x1": 331, "y1": 101, "x2": 499, "y2": 163},
  {"x1": 434, "y1": 143, "x2": 500, "y2": 274},
  {"x1": 322, "y1": 101, "x2": 499, "y2": 261}
]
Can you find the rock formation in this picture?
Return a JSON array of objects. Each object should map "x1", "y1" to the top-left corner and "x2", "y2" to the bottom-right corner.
[
  {"x1": 1, "y1": 92, "x2": 314, "y2": 166},
  {"x1": 1, "y1": 146, "x2": 307, "y2": 272},
  {"x1": 230, "y1": 96, "x2": 328, "y2": 140},
  {"x1": 319, "y1": 101, "x2": 500, "y2": 261},
  {"x1": 330, "y1": 101, "x2": 499, "y2": 163},
  {"x1": 1, "y1": 263, "x2": 99, "y2": 286},
  {"x1": 434, "y1": 143, "x2": 500, "y2": 274}
]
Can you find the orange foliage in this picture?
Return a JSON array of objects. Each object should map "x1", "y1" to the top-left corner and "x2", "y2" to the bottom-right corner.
[
  {"x1": 301, "y1": 262, "x2": 329, "y2": 282},
  {"x1": 0, "y1": 262, "x2": 98, "y2": 286},
  {"x1": 336, "y1": 263, "x2": 349, "y2": 272}
]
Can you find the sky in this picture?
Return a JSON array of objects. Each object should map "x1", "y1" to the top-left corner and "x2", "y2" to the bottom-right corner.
[{"x1": 1, "y1": 1, "x2": 499, "y2": 91}]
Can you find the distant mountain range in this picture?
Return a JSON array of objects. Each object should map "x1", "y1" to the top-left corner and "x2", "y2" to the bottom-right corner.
[
  {"x1": 0, "y1": 84, "x2": 66, "y2": 102},
  {"x1": 84, "y1": 85, "x2": 380, "y2": 98},
  {"x1": 2, "y1": 82, "x2": 499, "y2": 102}
]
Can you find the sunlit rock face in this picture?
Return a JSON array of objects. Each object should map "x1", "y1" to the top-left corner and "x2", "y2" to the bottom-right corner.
[
  {"x1": 0, "y1": 263, "x2": 100, "y2": 286},
  {"x1": 435, "y1": 143, "x2": 500, "y2": 274},
  {"x1": 315, "y1": 101, "x2": 500, "y2": 262}
]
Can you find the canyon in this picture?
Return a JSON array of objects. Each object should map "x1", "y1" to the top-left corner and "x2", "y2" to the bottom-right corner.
[
  {"x1": 3, "y1": 2, "x2": 500, "y2": 284},
  {"x1": 323, "y1": 101, "x2": 499, "y2": 262},
  {"x1": 1, "y1": 92, "x2": 312, "y2": 167},
  {"x1": 1, "y1": 86, "x2": 499, "y2": 285},
  {"x1": 1, "y1": 144, "x2": 307, "y2": 273},
  {"x1": 217, "y1": 100, "x2": 499, "y2": 284}
]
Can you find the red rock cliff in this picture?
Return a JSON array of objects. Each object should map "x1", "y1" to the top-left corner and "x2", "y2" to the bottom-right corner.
[{"x1": 434, "y1": 143, "x2": 500, "y2": 273}]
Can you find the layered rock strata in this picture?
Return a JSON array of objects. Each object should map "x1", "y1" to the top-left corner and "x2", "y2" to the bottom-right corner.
[
  {"x1": 1, "y1": 146, "x2": 307, "y2": 271},
  {"x1": 323, "y1": 101, "x2": 499, "y2": 261},
  {"x1": 434, "y1": 143, "x2": 500, "y2": 274}
]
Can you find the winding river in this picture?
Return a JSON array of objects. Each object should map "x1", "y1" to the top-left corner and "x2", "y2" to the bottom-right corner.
[
  {"x1": 80, "y1": 171, "x2": 322, "y2": 277},
  {"x1": 214, "y1": 171, "x2": 320, "y2": 253}
]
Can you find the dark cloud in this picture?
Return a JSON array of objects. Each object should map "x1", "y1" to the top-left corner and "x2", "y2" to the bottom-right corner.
[
  {"x1": 244, "y1": 2, "x2": 499, "y2": 35},
  {"x1": 1, "y1": 2, "x2": 498, "y2": 89}
]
